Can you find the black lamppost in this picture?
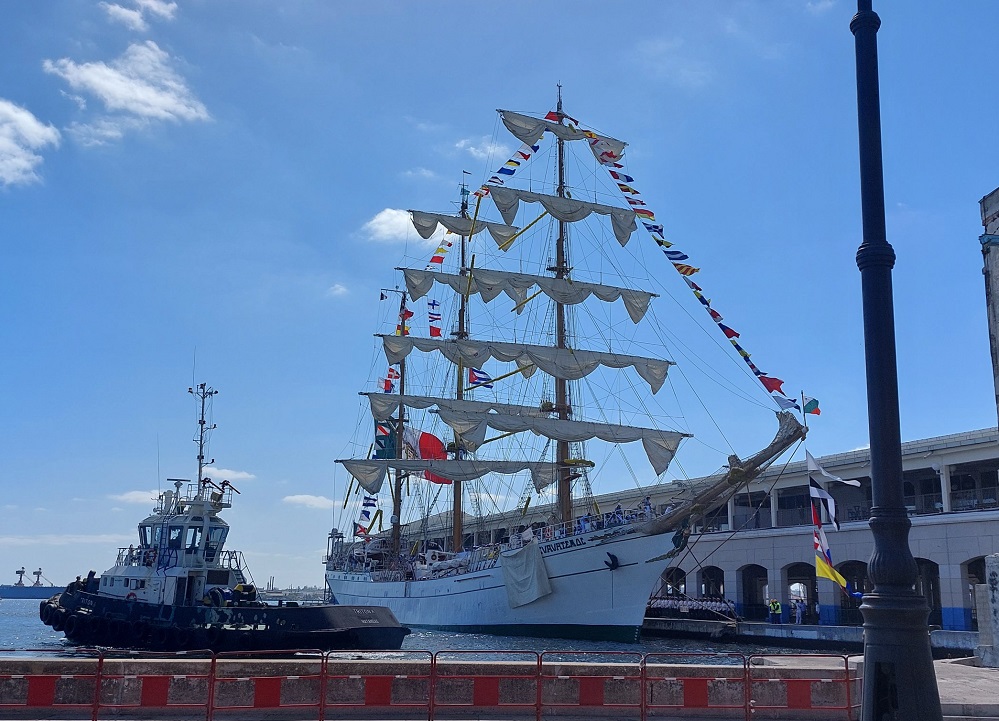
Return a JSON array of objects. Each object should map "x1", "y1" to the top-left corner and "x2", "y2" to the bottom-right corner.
[{"x1": 850, "y1": 2, "x2": 942, "y2": 719}]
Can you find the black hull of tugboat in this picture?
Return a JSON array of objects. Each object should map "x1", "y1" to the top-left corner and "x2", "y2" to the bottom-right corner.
[{"x1": 39, "y1": 590, "x2": 410, "y2": 652}]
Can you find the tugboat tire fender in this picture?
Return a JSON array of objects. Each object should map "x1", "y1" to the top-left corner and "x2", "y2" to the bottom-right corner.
[
  {"x1": 173, "y1": 627, "x2": 192, "y2": 649},
  {"x1": 63, "y1": 614, "x2": 79, "y2": 637},
  {"x1": 130, "y1": 620, "x2": 149, "y2": 642},
  {"x1": 206, "y1": 626, "x2": 223, "y2": 646},
  {"x1": 91, "y1": 616, "x2": 108, "y2": 637},
  {"x1": 40, "y1": 603, "x2": 55, "y2": 626},
  {"x1": 51, "y1": 608, "x2": 67, "y2": 632},
  {"x1": 149, "y1": 627, "x2": 170, "y2": 648},
  {"x1": 109, "y1": 618, "x2": 128, "y2": 638},
  {"x1": 237, "y1": 632, "x2": 253, "y2": 650}
]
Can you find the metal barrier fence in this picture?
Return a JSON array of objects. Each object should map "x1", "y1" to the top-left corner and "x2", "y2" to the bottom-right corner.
[{"x1": 0, "y1": 647, "x2": 861, "y2": 720}]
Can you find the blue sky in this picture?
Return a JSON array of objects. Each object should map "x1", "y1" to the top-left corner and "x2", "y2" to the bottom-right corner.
[{"x1": 2, "y1": 0, "x2": 998, "y2": 588}]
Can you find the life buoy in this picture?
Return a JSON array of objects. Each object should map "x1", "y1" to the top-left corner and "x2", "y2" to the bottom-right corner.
[{"x1": 126, "y1": 592, "x2": 138, "y2": 601}]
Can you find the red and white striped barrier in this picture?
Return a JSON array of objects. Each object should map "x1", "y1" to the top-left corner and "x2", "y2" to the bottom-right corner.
[{"x1": 0, "y1": 647, "x2": 861, "y2": 720}]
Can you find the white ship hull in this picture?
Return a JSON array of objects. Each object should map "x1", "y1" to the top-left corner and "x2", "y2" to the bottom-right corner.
[{"x1": 326, "y1": 526, "x2": 672, "y2": 642}]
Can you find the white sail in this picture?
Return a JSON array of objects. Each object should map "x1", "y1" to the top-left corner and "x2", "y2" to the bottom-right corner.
[
  {"x1": 379, "y1": 335, "x2": 674, "y2": 394},
  {"x1": 498, "y1": 109, "x2": 627, "y2": 165},
  {"x1": 487, "y1": 186, "x2": 637, "y2": 247},
  {"x1": 401, "y1": 267, "x2": 654, "y2": 323},
  {"x1": 435, "y1": 408, "x2": 689, "y2": 476},
  {"x1": 362, "y1": 392, "x2": 545, "y2": 421},
  {"x1": 338, "y1": 458, "x2": 559, "y2": 494},
  {"x1": 409, "y1": 210, "x2": 519, "y2": 246}
]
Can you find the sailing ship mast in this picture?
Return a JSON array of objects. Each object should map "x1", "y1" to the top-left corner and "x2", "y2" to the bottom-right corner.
[
  {"x1": 552, "y1": 88, "x2": 574, "y2": 525},
  {"x1": 392, "y1": 292, "x2": 407, "y2": 559},
  {"x1": 451, "y1": 179, "x2": 470, "y2": 553}
]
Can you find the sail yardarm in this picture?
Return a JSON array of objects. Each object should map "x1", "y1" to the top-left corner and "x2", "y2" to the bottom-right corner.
[
  {"x1": 337, "y1": 459, "x2": 560, "y2": 494},
  {"x1": 361, "y1": 392, "x2": 544, "y2": 422},
  {"x1": 378, "y1": 335, "x2": 674, "y2": 393},
  {"x1": 488, "y1": 186, "x2": 637, "y2": 247},
  {"x1": 409, "y1": 210, "x2": 519, "y2": 246},
  {"x1": 400, "y1": 267, "x2": 655, "y2": 323},
  {"x1": 497, "y1": 110, "x2": 627, "y2": 166},
  {"x1": 435, "y1": 408, "x2": 689, "y2": 475}
]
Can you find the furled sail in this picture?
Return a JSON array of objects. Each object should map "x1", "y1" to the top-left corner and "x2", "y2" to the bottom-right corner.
[
  {"x1": 400, "y1": 267, "x2": 655, "y2": 323},
  {"x1": 410, "y1": 211, "x2": 519, "y2": 246},
  {"x1": 362, "y1": 392, "x2": 545, "y2": 421},
  {"x1": 338, "y1": 459, "x2": 560, "y2": 494},
  {"x1": 498, "y1": 110, "x2": 627, "y2": 166},
  {"x1": 487, "y1": 187, "x2": 637, "y2": 247},
  {"x1": 378, "y1": 335, "x2": 674, "y2": 394},
  {"x1": 434, "y1": 408, "x2": 689, "y2": 476}
]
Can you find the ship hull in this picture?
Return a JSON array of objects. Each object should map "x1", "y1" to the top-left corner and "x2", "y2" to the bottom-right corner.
[
  {"x1": 0, "y1": 585, "x2": 61, "y2": 600},
  {"x1": 327, "y1": 526, "x2": 671, "y2": 642},
  {"x1": 39, "y1": 590, "x2": 410, "y2": 652}
]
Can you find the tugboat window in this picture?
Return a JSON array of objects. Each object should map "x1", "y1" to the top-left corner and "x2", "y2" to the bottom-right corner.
[
  {"x1": 185, "y1": 526, "x2": 203, "y2": 551},
  {"x1": 168, "y1": 526, "x2": 183, "y2": 549},
  {"x1": 139, "y1": 526, "x2": 150, "y2": 546}
]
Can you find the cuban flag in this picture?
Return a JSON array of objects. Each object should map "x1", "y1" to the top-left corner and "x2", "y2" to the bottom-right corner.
[{"x1": 468, "y1": 368, "x2": 493, "y2": 388}]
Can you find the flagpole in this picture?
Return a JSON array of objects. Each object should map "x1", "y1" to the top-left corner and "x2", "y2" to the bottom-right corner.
[{"x1": 800, "y1": 391, "x2": 808, "y2": 432}]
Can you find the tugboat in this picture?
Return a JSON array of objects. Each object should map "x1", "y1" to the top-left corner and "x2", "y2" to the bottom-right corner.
[{"x1": 39, "y1": 383, "x2": 410, "y2": 651}]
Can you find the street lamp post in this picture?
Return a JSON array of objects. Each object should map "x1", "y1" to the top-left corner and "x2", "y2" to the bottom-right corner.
[{"x1": 850, "y1": 2, "x2": 942, "y2": 719}]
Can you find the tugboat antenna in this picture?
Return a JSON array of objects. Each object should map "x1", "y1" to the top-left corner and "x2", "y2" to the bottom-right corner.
[{"x1": 188, "y1": 383, "x2": 219, "y2": 493}]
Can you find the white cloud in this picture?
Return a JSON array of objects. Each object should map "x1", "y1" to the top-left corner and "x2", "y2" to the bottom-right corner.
[
  {"x1": 0, "y1": 98, "x2": 61, "y2": 186},
  {"x1": 108, "y1": 489, "x2": 159, "y2": 504},
  {"x1": 402, "y1": 167, "x2": 438, "y2": 181},
  {"x1": 0, "y1": 533, "x2": 134, "y2": 547},
  {"x1": 43, "y1": 41, "x2": 209, "y2": 144},
  {"x1": 327, "y1": 283, "x2": 348, "y2": 297},
  {"x1": 633, "y1": 38, "x2": 713, "y2": 89},
  {"x1": 100, "y1": 3, "x2": 148, "y2": 31},
  {"x1": 806, "y1": 0, "x2": 837, "y2": 15},
  {"x1": 134, "y1": 0, "x2": 177, "y2": 20},
  {"x1": 361, "y1": 208, "x2": 414, "y2": 243},
  {"x1": 101, "y1": 0, "x2": 177, "y2": 31},
  {"x1": 211, "y1": 468, "x2": 256, "y2": 481},
  {"x1": 283, "y1": 494, "x2": 334, "y2": 510},
  {"x1": 455, "y1": 137, "x2": 509, "y2": 161}
]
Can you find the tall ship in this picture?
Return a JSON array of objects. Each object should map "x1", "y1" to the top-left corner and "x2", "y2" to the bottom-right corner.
[
  {"x1": 325, "y1": 95, "x2": 806, "y2": 642},
  {"x1": 0, "y1": 568, "x2": 58, "y2": 600},
  {"x1": 39, "y1": 383, "x2": 410, "y2": 651}
]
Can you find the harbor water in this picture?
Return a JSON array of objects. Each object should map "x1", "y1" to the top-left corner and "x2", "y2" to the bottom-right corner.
[{"x1": 1, "y1": 598, "x2": 794, "y2": 658}]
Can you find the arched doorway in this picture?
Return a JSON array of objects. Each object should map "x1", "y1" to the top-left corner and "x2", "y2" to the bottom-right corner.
[
  {"x1": 838, "y1": 561, "x2": 868, "y2": 626},
  {"x1": 656, "y1": 567, "x2": 686, "y2": 597},
  {"x1": 700, "y1": 566, "x2": 724, "y2": 597},
  {"x1": 966, "y1": 557, "x2": 987, "y2": 630},
  {"x1": 740, "y1": 564, "x2": 768, "y2": 621},
  {"x1": 786, "y1": 562, "x2": 818, "y2": 624},
  {"x1": 915, "y1": 558, "x2": 942, "y2": 627}
]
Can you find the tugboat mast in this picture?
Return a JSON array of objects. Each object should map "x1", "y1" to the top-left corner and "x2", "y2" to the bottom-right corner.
[{"x1": 188, "y1": 382, "x2": 218, "y2": 498}]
